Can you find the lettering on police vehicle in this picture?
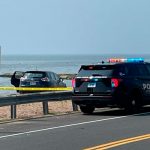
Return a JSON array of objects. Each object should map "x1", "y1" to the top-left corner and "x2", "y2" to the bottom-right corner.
[{"x1": 143, "y1": 83, "x2": 150, "y2": 90}]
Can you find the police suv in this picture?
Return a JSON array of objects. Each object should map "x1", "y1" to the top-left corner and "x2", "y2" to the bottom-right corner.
[{"x1": 72, "y1": 58, "x2": 150, "y2": 114}]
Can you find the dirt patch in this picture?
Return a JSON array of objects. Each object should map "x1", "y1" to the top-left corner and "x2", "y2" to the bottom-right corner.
[{"x1": 0, "y1": 100, "x2": 74, "y2": 120}]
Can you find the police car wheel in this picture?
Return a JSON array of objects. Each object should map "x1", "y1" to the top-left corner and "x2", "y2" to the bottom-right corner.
[
  {"x1": 125, "y1": 94, "x2": 142, "y2": 112},
  {"x1": 80, "y1": 105, "x2": 95, "y2": 114}
]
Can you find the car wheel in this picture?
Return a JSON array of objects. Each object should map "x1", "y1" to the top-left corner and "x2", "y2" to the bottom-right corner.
[
  {"x1": 125, "y1": 93, "x2": 142, "y2": 112},
  {"x1": 80, "y1": 105, "x2": 95, "y2": 114},
  {"x1": 19, "y1": 91, "x2": 24, "y2": 94}
]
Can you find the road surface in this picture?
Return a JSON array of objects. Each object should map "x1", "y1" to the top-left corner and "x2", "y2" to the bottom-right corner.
[{"x1": 0, "y1": 107, "x2": 149, "y2": 150}]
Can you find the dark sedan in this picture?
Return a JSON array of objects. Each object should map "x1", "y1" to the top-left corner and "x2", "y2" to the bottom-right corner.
[{"x1": 11, "y1": 71, "x2": 66, "y2": 93}]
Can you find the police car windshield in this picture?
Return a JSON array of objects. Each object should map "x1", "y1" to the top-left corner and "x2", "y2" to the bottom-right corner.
[{"x1": 78, "y1": 65, "x2": 114, "y2": 77}]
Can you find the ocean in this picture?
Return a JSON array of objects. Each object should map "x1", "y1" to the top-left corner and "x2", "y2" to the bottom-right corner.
[{"x1": 0, "y1": 54, "x2": 150, "y2": 95}]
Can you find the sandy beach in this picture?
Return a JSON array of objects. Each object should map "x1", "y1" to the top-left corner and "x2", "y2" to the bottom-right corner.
[{"x1": 0, "y1": 100, "x2": 74, "y2": 121}]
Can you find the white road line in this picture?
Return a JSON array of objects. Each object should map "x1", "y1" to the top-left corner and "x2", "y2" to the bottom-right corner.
[{"x1": 0, "y1": 112, "x2": 149, "y2": 139}]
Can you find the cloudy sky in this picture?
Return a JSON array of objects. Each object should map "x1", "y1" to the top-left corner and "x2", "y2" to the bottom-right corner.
[{"x1": 0, "y1": 0, "x2": 150, "y2": 55}]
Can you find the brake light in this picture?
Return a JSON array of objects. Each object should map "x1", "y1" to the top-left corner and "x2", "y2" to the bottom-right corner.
[
  {"x1": 41, "y1": 77, "x2": 49, "y2": 82},
  {"x1": 89, "y1": 66, "x2": 94, "y2": 70},
  {"x1": 81, "y1": 78, "x2": 90, "y2": 82},
  {"x1": 111, "y1": 78, "x2": 120, "y2": 88},
  {"x1": 72, "y1": 78, "x2": 76, "y2": 88}
]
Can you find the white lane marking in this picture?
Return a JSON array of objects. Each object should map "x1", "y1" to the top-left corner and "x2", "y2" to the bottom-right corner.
[{"x1": 0, "y1": 112, "x2": 149, "y2": 139}]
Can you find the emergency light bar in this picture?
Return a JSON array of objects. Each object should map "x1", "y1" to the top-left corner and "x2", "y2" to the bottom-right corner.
[{"x1": 108, "y1": 58, "x2": 144, "y2": 63}]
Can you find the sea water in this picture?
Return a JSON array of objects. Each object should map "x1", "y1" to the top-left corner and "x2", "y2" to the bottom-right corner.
[{"x1": 0, "y1": 54, "x2": 150, "y2": 95}]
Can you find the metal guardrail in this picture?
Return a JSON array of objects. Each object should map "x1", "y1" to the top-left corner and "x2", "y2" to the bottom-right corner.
[{"x1": 0, "y1": 91, "x2": 78, "y2": 119}]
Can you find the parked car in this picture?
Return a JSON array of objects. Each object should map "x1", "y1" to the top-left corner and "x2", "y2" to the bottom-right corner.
[{"x1": 11, "y1": 71, "x2": 66, "y2": 93}]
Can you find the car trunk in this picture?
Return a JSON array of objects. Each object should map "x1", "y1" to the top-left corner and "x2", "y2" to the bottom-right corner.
[{"x1": 74, "y1": 65, "x2": 115, "y2": 95}]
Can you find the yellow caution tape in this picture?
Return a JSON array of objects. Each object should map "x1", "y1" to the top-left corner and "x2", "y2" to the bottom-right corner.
[{"x1": 0, "y1": 87, "x2": 73, "y2": 91}]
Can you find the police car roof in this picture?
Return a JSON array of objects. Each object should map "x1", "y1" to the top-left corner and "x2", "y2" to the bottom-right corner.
[
  {"x1": 80, "y1": 58, "x2": 148, "y2": 68},
  {"x1": 84, "y1": 61, "x2": 144, "y2": 65},
  {"x1": 80, "y1": 61, "x2": 148, "y2": 69}
]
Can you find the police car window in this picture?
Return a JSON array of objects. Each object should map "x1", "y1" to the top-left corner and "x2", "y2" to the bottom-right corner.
[
  {"x1": 113, "y1": 65, "x2": 127, "y2": 76},
  {"x1": 126, "y1": 64, "x2": 140, "y2": 76},
  {"x1": 78, "y1": 65, "x2": 114, "y2": 77},
  {"x1": 145, "y1": 64, "x2": 150, "y2": 75},
  {"x1": 136, "y1": 64, "x2": 149, "y2": 76}
]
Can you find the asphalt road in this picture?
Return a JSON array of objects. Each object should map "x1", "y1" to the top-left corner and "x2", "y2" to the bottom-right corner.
[{"x1": 0, "y1": 107, "x2": 150, "y2": 150}]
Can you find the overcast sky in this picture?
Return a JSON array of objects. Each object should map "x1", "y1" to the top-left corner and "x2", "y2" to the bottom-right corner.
[{"x1": 0, "y1": 0, "x2": 150, "y2": 55}]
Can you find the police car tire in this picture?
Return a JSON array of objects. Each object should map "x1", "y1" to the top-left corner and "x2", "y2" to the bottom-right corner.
[
  {"x1": 80, "y1": 106, "x2": 95, "y2": 114},
  {"x1": 125, "y1": 93, "x2": 142, "y2": 112}
]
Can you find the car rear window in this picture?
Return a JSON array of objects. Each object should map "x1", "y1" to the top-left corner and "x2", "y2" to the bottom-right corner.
[
  {"x1": 77, "y1": 65, "x2": 114, "y2": 77},
  {"x1": 24, "y1": 72, "x2": 46, "y2": 78}
]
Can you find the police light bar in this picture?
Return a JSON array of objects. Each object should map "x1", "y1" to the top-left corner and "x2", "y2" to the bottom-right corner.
[
  {"x1": 126, "y1": 58, "x2": 144, "y2": 62},
  {"x1": 108, "y1": 58, "x2": 144, "y2": 63},
  {"x1": 108, "y1": 58, "x2": 126, "y2": 63}
]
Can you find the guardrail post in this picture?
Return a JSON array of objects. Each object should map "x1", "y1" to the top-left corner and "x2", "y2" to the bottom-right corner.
[
  {"x1": 42, "y1": 101, "x2": 49, "y2": 115},
  {"x1": 11, "y1": 105, "x2": 16, "y2": 119},
  {"x1": 72, "y1": 101, "x2": 78, "y2": 111}
]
